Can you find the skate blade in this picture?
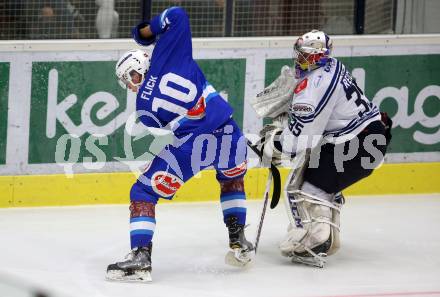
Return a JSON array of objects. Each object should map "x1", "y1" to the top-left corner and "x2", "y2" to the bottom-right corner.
[
  {"x1": 106, "y1": 270, "x2": 152, "y2": 283},
  {"x1": 289, "y1": 254, "x2": 326, "y2": 268},
  {"x1": 225, "y1": 250, "x2": 253, "y2": 267}
]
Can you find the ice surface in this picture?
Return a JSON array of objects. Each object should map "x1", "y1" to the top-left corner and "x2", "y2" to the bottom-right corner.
[{"x1": 0, "y1": 195, "x2": 439, "y2": 297}]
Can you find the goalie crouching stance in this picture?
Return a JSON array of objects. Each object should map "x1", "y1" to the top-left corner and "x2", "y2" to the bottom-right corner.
[{"x1": 252, "y1": 30, "x2": 392, "y2": 267}]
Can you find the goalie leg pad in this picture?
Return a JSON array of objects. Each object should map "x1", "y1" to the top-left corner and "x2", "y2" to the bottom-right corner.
[
  {"x1": 280, "y1": 194, "x2": 332, "y2": 255},
  {"x1": 327, "y1": 194, "x2": 343, "y2": 256},
  {"x1": 280, "y1": 182, "x2": 342, "y2": 265}
]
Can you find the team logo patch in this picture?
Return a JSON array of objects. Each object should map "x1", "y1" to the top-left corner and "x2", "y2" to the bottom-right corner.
[
  {"x1": 291, "y1": 103, "x2": 315, "y2": 117},
  {"x1": 187, "y1": 96, "x2": 206, "y2": 119},
  {"x1": 294, "y1": 78, "x2": 308, "y2": 94},
  {"x1": 221, "y1": 161, "x2": 247, "y2": 178},
  {"x1": 151, "y1": 171, "x2": 183, "y2": 197}
]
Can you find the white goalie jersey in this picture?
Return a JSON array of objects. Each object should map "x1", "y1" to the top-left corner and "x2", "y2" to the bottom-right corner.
[{"x1": 279, "y1": 58, "x2": 381, "y2": 154}]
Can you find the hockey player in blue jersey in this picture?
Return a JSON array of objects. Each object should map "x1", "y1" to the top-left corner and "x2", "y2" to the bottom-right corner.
[{"x1": 106, "y1": 7, "x2": 253, "y2": 282}]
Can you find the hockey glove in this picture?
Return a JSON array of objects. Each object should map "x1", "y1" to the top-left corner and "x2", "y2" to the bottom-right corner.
[
  {"x1": 255, "y1": 124, "x2": 285, "y2": 167},
  {"x1": 250, "y1": 66, "x2": 296, "y2": 119},
  {"x1": 380, "y1": 112, "x2": 393, "y2": 145},
  {"x1": 132, "y1": 21, "x2": 156, "y2": 46}
]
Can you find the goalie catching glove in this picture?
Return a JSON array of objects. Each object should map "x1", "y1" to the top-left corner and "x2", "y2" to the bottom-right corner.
[
  {"x1": 255, "y1": 120, "x2": 295, "y2": 167},
  {"x1": 250, "y1": 66, "x2": 296, "y2": 119}
]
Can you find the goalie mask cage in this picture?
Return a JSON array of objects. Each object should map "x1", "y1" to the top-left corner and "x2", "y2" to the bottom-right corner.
[{"x1": 0, "y1": 0, "x2": 395, "y2": 40}]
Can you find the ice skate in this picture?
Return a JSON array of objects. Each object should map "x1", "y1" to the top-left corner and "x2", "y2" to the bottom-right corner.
[
  {"x1": 282, "y1": 236, "x2": 329, "y2": 268},
  {"x1": 106, "y1": 243, "x2": 152, "y2": 282},
  {"x1": 288, "y1": 252, "x2": 327, "y2": 268},
  {"x1": 224, "y1": 216, "x2": 254, "y2": 267}
]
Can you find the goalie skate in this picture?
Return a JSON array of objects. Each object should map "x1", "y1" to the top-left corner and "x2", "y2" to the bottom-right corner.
[
  {"x1": 282, "y1": 237, "x2": 329, "y2": 268},
  {"x1": 288, "y1": 252, "x2": 326, "y2": 268},
  {"x1": 106, "y1": 244, "x2": 153, "y2": 282}
]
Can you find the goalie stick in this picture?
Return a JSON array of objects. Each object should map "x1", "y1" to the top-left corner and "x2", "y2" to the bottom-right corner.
[
  {"x1": 246, "y1": 140, "x2": 281, "y2": 209},
  {"x1": 253, "y1": 171, "x2": 272, "y2": 252},
  {"x1": 246, "y1": 139, "x2": 281, "y2": 254}
]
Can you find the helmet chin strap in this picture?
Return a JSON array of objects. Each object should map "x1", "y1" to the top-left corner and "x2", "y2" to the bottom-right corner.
[
  {"x1": 297, "y1": 61, "x2": 308, "y2": 71},
  {"x1": 294, "y1": 64, "x2": 307, "y2": 79}
]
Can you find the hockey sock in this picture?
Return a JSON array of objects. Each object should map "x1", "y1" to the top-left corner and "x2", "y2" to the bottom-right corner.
[
  {"x1": 219, "y1": 178, "x2": 247, "y2": 225},
  {"x1": 129, "y1": 201, "x2": 156, "y2": 249}
]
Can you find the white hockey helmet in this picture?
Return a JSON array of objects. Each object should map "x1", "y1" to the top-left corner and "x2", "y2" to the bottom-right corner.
[
  {"x1": 115, "y1": 49, "x2": 151, "y2": 89},
  {"x1": 293, "y1": 30, "x2": 332, "y2": 72}
]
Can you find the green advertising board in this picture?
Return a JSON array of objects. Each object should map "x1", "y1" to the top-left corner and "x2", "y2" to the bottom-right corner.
[
  {"x1": 29, "y1": 59, "x2": 246, "y2": 164},
  {"x1": 265, "y1": 55, "x2": 440, "y2": 154},
  {"x1": 198, "y1": 59, "x2": 246, "y2": 128},
  {"x1": 0, "y1": 63, "x2": 9, "y2": 165}
]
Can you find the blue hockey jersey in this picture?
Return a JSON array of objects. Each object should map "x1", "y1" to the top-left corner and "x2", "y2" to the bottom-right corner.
[{"x1": 134, "y1": 7, "x2": 233, "y2": 136}]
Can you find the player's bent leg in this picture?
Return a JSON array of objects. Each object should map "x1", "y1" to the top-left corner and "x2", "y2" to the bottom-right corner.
[
  {"x1": 106, "y1": 140, "x2": 197, "y2": 281},
  {"x1": 212, "y1": 119, "x2": 253, "y2": 266},
  {"x1": 280, "y1": 181, "x2": 341, "y2": 268}
]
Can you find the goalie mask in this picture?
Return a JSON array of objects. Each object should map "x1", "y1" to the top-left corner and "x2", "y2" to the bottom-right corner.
[
  {"x1": 293, "y1": 30, "x2": 332, "y2": 77},
  {"x1": 115, "y1": 49, "x2": 151, "y2": 91}
]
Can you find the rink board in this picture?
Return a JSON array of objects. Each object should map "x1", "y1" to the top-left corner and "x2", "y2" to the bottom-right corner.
[
  {"x1": 1, "y1": 36, "x2": 439, "y2": 207},
  {"x1": 0, "y1": 162, "x2": 439, "y2": 207}
]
